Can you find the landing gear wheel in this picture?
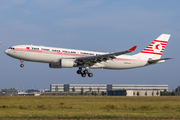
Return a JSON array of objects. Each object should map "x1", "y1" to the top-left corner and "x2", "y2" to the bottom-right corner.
[
  {"x1": 77, "y1": 70, "x2": 82, "y2": 74},
  {"x1": 20, "y1": 64, "x2": 24, "y2": 68},
  {"x1": 20, "y1": 60, "x2": 24, "y2": 68},
  {"x1": 84, "y1": 70, "x2": 89, "y2": 74},
  {"x1": 88, "y1": 73, "x2": 93, "y2": 77},
  {"x1": 81, "y1": 73, "x2": 86, "y2": 77}
]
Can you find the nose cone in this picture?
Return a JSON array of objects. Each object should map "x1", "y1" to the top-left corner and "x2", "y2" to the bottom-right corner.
[{"x1": 4, "y1": 50, "x2": 8, "y2": 54}]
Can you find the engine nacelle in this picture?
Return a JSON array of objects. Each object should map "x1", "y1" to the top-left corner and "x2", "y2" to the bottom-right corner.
[
  {"x1": 60, "y1": 59, "x2": 75, "y2": 68},
  {"x1": 49, "y1": 63, "x2": 62, "y2": 68}
]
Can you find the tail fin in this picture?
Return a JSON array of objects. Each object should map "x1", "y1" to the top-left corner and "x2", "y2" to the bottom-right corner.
[{"x1": 134, "y1": 34, "x2": 171, "y2": 59}]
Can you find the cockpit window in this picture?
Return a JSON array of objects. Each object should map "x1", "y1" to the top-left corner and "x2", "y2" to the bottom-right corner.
[{"x1": 8, "y1": 47, "x2": 15, "y2": 50}]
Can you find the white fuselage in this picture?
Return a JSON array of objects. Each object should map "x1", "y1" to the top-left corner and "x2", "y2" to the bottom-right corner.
[
  {"x1": 4, "y1": 34, "x2": 171, "y2": 77},
  {"x1": 5, "y1": 45, "x2": 148, "y2": 69}
]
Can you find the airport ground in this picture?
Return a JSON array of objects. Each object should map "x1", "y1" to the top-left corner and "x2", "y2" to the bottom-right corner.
[{"x1": 0, "y1": 96, "x2": 180, "y2": 120}]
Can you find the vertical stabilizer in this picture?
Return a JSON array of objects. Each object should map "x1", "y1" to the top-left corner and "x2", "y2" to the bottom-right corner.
[{"x1": 134, "y1": 34, "x2": 171, "y2": 59}]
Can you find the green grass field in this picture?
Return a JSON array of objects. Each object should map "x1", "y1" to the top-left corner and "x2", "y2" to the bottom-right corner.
[{"x1": 0, "y1": 96, "x2": 180, "y2": 119}]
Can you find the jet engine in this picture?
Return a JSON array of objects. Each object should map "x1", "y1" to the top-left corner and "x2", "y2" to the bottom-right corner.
[
  {"x1": 49, "y1": 59, "x2": 75, "y2": 68},
  {"x1": 49, "y1": 63, "x2": 62, "y2": 68},
  {"x1": 60, "y1": 59, "x2": 75, "y2": 68}
]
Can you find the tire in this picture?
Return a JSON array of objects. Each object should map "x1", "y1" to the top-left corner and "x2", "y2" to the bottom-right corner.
[
  {"x1": 84, "y1": 70, "x2": 89, "y2": 74},
  {"x1": 88, "y1": 73, "x2": 93, "y2": 77},
  {"x1": 81, "y1": 73, "x2": 86, "y2": 77},
  {"x1": 20, "y1": 64, "x2": 24, "y2": 68},
  {"x1": 77, "y1": 70, "x2": 82, "y2": 74}
]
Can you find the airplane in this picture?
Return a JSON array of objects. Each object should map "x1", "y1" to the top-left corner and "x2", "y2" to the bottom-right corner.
[{"x1": 5, "y1": 34, "x2": 172, "y2": 77}]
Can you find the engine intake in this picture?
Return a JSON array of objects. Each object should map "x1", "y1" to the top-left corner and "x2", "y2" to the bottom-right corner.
[
  {"x1": 60, "y1": 59, "x2": 75, "y2": 68},
  {"x1": 49, "y1": 59, "x2": 75, "y2": 68}
]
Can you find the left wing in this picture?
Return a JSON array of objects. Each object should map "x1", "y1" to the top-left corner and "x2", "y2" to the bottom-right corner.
[{"x1": 75, "y1": 46, "x2": 137, "y2": 65}]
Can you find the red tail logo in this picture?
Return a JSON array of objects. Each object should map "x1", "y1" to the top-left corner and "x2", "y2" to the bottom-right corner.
[{"x1": 141, "y1": 40, "x2": 168, "y2": 55}]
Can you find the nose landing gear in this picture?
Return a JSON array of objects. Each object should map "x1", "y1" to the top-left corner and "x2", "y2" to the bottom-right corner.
[
  {"x1": 77, "y1": 68, "x2": 93, "y2": 77},
  {"x1": 20, "y1": 64, "x2": 24, "y2": 67},
  {"x1": 20, "y1": 60, "x2": 24, "y2": 68}
]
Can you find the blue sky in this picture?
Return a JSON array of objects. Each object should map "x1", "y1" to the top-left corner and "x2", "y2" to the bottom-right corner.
[{"x1": 0, "y1": 0, "x2": 179, "y2": 91}]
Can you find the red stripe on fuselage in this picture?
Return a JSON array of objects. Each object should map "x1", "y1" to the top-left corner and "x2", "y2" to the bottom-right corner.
[{"x1": 9, "y1": 48, "x2": 146, "y2": 62}]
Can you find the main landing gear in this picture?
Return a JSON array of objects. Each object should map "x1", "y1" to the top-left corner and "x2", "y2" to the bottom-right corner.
[
  {"x1": 20, "y1": 60, "x2": 24, "y2": 68},
  {"x1": 77, "y1": 68, "x2": 93, "y2": 77}
]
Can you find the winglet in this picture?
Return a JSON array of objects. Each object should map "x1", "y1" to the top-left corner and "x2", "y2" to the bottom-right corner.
[{"x1": 128, "y1": 46, "x2": 137, "y2": 51}]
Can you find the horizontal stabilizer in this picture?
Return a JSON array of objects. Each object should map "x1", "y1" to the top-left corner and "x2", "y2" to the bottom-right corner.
[{"x1": 148, "y1": 58, "x2": 173, "y2": 64}]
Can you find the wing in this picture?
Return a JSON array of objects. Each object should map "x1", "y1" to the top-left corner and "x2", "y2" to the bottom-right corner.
[{"x1": 75, "y1": 46, "x2": 137, "y2": 66}]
